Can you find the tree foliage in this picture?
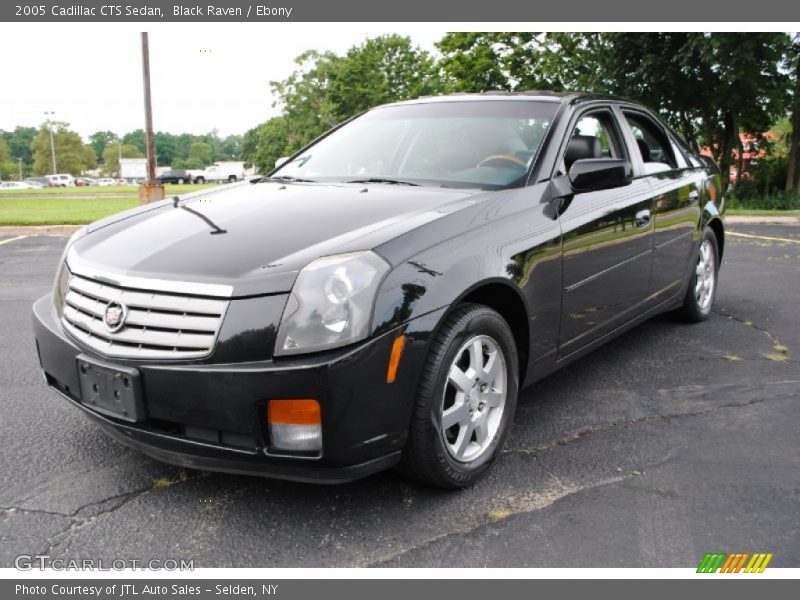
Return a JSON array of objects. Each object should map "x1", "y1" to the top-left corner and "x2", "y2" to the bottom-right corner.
[
  {"x1": 31, "y1": 122, "x2": 97, "y2": 175},
  {"x1": 0, "y1": 126, "x2": 37, "y2": 167},
  {"x1": 102, "y1": 143, "x2": 144, "y2": 176},
  {"x1": 0, "y1": 138, "x2": 19, "y2": 180},
  {"x1": 243, "y1": 35, "x2": 445, "y2": 173}
]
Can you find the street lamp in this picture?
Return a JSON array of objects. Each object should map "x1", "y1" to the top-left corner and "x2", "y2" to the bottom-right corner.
[{"x1": 43, "y1": 111, "x2": 57, "y2": 174}]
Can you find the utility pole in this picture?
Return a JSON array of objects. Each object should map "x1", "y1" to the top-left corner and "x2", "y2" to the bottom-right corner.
[
  {"x1": 44, "y1": 111, "x2": 57, "y2": 174},
  {"x1": 17, "y1": 158, "x2": 23, "y2": 181},
  {"x1": 138, "y1": 32, "x2": 164, "y2": 204}
]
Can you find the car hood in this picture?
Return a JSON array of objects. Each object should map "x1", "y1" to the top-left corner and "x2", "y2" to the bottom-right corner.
[{"x1": 68, "y1": 181, "x2": 486, "y2": 296}]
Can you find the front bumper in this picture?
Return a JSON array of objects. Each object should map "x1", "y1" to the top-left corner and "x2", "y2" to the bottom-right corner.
[{"x1": 33, "y1": 294, "x2": 442, "y2": 483}]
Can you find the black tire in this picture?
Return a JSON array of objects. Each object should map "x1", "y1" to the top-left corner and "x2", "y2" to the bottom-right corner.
[
  {"x1": 195, "y1": 177, "x2": 205, "y2": 184},
  {"x1": 399, "y1": 303, "x2": 519, "y2": 489},
  {"x1": 228, "y1": 175, "x2": 237, "y2": 183},
  {"x1": 177, "y1": 178, "x2": 185, "y2": 185},
  {"x1": 679, "y1": 227, "x2": 720, "y2": 322}
]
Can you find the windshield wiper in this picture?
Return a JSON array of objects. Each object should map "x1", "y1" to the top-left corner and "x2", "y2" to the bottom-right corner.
[
  {"x1": 345, "y1": 177, "x2": 419, "y2": 186},
  {"x1": 251, "y1": 175, "x2": 317, "y2": 184}
]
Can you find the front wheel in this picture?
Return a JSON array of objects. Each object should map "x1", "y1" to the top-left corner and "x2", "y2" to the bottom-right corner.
[
  {"x1": 680, "y1": 227, "x2": 719, "y2": 321},
  {"x1": 177, "y1": 178, "x2": 185, "y2": 185},
  {"x1": 399, "y1": 304, "x2": 519, "y2": 489},
  {"x1": 195, "y1": 177, "x2": 205, "y2": 184}
]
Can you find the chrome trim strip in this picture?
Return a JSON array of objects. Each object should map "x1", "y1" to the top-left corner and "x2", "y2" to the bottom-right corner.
[
  {"x1": 66, "y1": 249, "x2": 234, "y2": 298},
  {"x1": 565, "y1": 248, "x2": 653, "y2": 293}
]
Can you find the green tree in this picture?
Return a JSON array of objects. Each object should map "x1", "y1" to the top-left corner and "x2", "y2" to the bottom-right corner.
[
  {"x1": 785, "y1": 33, "x2": 800, "y2": 193},
  {"x1": 270, "y1": 49, "x2": 343, "y2": 144},
  {"x1": 187, "y1": 141, "x2": 213, "y2": 168},
  {"x1": 437, "y1": 32, "x2": 602, "y2": 93},
  {"x1": 219, "y1": 134, "x2": 243, "y2": 160},
  {"x1": 0, "y1": 138, "x2": 19, "y2": 179},
  {"x1": 252, "y1": 35, "x2": 445, "y2": 171},
  {"x1": 31, "y1": 122, "x2": 95, "y2": 175},
  {"x1": 122, "y1": 130, "x2": 146, "y2": 154},
  {"x1": 88, "y1": 131, "x2": 118, "y2": 162},
  {"x1": 0, "y1": 126, "x2": 37, "y2": 167},
  {"x1": 242, "y1": 116, "x2": 294, "y2": 174},
  {"x1": 154, "y1": 132, "x2": 179, "y2": 166},
  {"x1": 327, "y1": 35, "x2": 444, "y2": 119},
  {"x1": 598, "y1": 33, "x2": 790, "y2": 186},
  {"x1": 102, "y1": 143, "x2": 143, "y2": 176}
]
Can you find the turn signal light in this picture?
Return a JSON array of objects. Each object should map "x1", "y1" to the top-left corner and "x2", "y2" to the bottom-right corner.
[
  {"x1": 268, "y1": 399, "x2": 322, "y2": 452},
  {"x1": 386, "y1": 334, "x2": 407, "y2": 383}
]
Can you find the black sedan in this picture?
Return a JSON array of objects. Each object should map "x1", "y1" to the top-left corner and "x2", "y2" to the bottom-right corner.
[
  {"x1": 156, "y1": 169, "x2": 193, "y2": 185},
  {"x1": 33, "y1": 92, "x2": 724, "y2": 488}
]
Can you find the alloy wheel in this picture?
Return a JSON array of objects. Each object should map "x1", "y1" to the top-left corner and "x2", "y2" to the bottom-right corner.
[
  {"x1": 441, "y1": 334, "x2": 507, "y2": 462},
  {"x1": 695, "y1": 238, "x2": 716, "y2": 311}
]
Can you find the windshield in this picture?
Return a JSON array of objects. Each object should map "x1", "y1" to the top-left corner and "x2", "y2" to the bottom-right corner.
[{"x1": 272, "y1": 100, "x2": 557, "y2": 189}]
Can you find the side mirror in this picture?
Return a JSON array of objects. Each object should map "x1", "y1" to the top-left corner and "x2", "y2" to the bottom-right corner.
[
  {"x1": 274, "y1": 156, "x2": 291, "y2": 169},
  {"x1": 568, "y1": 158, "x2": 633, "y2": 193}
]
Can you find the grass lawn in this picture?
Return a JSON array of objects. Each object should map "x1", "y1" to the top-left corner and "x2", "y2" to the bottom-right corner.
[
  {"x1": 726, "y1": 208, "x2": 800, "y2": 217},
  {"x1": 0, "y1": 183, "x2": 220, "y2": 225}
]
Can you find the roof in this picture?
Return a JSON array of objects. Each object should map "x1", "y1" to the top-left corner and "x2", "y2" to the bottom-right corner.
[{"x1": 381, "y1": 90, "x2": 634, "y2": 108}]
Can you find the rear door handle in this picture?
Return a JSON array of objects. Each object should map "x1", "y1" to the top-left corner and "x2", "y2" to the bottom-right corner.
[
  {"x1": 635, "y1": 209, "x2": 651, "y2": 228},
  {"x1": 688, "y1": 190, "x2": 700, "y2": 205}
]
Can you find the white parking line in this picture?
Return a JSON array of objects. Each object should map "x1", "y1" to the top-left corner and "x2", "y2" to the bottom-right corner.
[
  {"x1": 728, "y1": 231, "x2": 800, "y2": 245},
  {"x1": 0, "y1": 235, "x2": 28, "y2": 246}
]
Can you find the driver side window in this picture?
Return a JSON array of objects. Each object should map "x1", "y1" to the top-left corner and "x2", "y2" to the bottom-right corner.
[{"x1": 559, "y1": 111, "x2": 626, "y2": 176}]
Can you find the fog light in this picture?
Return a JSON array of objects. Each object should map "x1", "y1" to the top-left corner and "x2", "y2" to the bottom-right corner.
[{"x1": 268, "y1": 399, "x2": 322, "y2": 452}]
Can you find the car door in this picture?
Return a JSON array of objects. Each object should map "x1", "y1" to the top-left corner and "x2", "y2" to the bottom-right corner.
[
  {"x1": 556, "y1": 107, "x2": 655, "y2": 358},
  {"x1": 618, "y1": 109, "x2": 704, "y2": 301}
]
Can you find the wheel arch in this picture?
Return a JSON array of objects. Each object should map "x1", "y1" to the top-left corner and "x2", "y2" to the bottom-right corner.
[
  {"x1": 447, "y1": 279, "x2": 531, "y2": 385},
  {"x1": 707, "y1": 217, "x2": 725, "y2": 262}
]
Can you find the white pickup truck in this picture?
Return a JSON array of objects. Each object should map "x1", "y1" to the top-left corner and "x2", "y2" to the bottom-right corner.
[{"x1": 193, "y1": 162, "x2": 245, "y2": 184}]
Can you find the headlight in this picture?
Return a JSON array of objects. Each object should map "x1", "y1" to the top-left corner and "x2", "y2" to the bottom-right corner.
[
  {"x1": 53, "y1": 226, "x2": 87, "y2": 315},
  {"x1": 275, "y1": 251, "x2": 389, "y2": 356}
]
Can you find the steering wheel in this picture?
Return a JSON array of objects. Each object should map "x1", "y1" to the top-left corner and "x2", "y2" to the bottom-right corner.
[{"x1": 476, "y1": 153, "x2": 528, "y2": 171}]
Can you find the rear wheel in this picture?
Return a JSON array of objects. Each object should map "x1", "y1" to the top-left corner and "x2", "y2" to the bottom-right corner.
[
  {"x1": 399, "y1": 304, "x2": 519, "y2": 489},
  {"x1": 177, "y1": 178, "x2": 185, "y2": 185},
  {"x1": 195, "y1": 176, "x2": 205, "y2": 184},
  {"x1": 680, "y1": 227, "x2": 719, "y2": 321},
  {"x1": 228, "y1": 175, "x2": 237, "y2": 183}
]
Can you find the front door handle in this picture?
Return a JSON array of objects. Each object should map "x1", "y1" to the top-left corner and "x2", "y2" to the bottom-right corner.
[{"x1": 634, "y1": 209, "x2": 651, "y2": 228}]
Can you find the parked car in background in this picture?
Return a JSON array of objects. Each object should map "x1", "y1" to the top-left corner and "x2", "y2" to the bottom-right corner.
[
  {"x1": 0, "y1": 181, "x2": 36, "y2": 190},
  {"x1": 23, "y1": 177, "x2": 47, "y2": 188},
  {"x1": 33, "y1": 92, "x2": 725, "y2": 488},
  {"x1": 193, "y1": 162, "x2": 245, "y2": 184},
  {"x1": 96, "y1": 178, "x2": 116, "y2": 186},
  {"x1": 157, "y1": 169, "x2": 193, "y2": 185},
  {"x1": 43, "y1": 174, "x2": 76, "y2": 187},
  {"x1": 75, "y1": 177, "x2": 97, "y2": 186}
]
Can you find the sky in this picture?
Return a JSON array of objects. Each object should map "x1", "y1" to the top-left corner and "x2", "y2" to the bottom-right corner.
[{"x1": 0, "y1": 23, "x2": 448, "y2": 140}]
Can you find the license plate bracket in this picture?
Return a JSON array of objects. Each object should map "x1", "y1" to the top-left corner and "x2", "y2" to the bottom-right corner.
[{"x1": 76, "y1": 354, "x2": 143, "y2": 423}]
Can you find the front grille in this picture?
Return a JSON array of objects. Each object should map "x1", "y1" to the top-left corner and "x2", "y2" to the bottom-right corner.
[{"x1": 61, "y1": 273, "x2": 229, "y2": 360}]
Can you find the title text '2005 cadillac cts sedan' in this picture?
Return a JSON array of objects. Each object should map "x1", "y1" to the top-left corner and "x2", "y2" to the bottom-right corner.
[{"x1": 33, "y1": 92, "x2": 724, "y2": 488}]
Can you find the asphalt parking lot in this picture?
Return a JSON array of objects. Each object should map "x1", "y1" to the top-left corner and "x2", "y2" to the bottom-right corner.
[{"x1": 1, "y1": 223, "x2": 798, "y2": 568}]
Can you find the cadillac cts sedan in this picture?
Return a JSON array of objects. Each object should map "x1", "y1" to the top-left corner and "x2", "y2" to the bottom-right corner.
[{"x1": 33, "y1": 93, "x2": 725, "y2": 488}]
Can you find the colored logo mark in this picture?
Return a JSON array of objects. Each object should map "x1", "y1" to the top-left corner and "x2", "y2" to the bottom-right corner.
[{"x1": 697, "y1": 552, "x2": 773, "y2": 573}]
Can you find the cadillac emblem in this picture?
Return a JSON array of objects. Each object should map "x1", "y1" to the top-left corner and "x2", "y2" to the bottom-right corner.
[{"x1": 103, "y1": 301, "x2": 128, "y2": 333}]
